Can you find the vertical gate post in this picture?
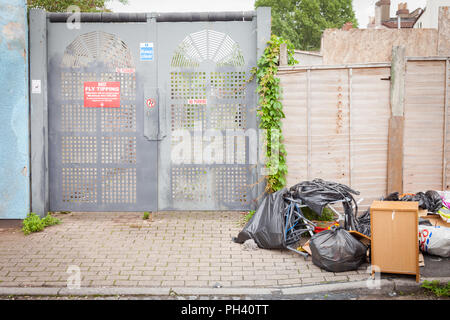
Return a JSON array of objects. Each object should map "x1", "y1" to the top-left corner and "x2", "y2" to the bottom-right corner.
[
  {"x1": 279, "y1": 43, "x2": 288, "y2": 67},
  {"x1": 256, "y1": 7, "x2": 271, "y2": 204},
  {"x1": 29, "y1": 9, "x2": 49, "y2": 217},
  {"x1": 387, "y1": 46, "x2": 406, "y2": 195}
]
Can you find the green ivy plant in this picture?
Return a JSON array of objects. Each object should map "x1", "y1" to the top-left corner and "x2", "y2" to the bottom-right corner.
[{"x1": 252, "y1": 35, "x2": 297, "y2": 193}]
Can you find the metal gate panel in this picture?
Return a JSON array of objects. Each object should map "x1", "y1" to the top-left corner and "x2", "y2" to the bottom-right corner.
[
  {"x1": 157, "y1": 21, "x2": 258, "y2": 210},
  {"x1": 47, "y1": 23, "x2": 158, "y2": 212},
  {"x1": 36, "y1": 10, "x2": 265, "y2": 214}
]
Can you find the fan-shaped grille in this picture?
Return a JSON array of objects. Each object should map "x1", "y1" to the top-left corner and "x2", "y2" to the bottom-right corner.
[
  {"x1": 171, "y1": 29, "x2": 245, "y2": 68},
  {"x1": 61, "y1": 31, "x2": 134, "y2": 69}
]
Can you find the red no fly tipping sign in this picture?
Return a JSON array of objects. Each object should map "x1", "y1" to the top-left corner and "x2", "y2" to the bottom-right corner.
[{"x1": 84, "y1": 82, "x2": 121, "y2": 108}]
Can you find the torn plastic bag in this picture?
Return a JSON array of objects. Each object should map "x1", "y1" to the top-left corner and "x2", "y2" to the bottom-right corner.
[
  {"x1": 288, "y1": 179, "x2": 360, "y2": 230},
  {"x1": 384, "y1": 190, "x2": 443, "y2": 213},
  {"x1": 419, "y1": 218, "x2": 433, "y2": 226},
  {"x1": 419, "y1": 225, "x2": 450, "y2": 258},
  {"x1": 288, "y1": 179, "x2": 359, "y2": 217},
  {"x1": 356, "y1": 209, "x2": 371, "y2": 237},
  {"x1": 425, "y1": 190, "x2": 443, "y2": 213},
  {"x1": 310, "y1": 227, "x2": 368, "y2": 272},
  {"x1": 384, "y1": 192, "x2": 400, "y2": 201},
  {"x1": 233, "y1": 189, "x2": 288, "y2": 249}
]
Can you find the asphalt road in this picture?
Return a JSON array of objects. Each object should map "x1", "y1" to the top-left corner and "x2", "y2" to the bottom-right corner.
[{"x1": 421, "y1": 254, "x2": 450, "y2": 277}]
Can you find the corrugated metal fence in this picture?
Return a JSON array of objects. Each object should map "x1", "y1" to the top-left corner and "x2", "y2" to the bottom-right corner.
[{"x1": 278, "y1": 58, "x2": 450, "y2": 210}]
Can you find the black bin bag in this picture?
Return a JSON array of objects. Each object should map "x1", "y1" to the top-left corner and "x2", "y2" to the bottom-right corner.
[
  {"x1": 234, "y1": 189, "x2": 288, "y2": 249},
  {"x1": 310, "y1": 227, "x2": 367, "y2": 272}
]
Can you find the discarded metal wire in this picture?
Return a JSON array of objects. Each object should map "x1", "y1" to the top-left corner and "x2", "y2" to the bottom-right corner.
[{"x1": 287, "y1": 179, "x2": 360, "y2": 231}]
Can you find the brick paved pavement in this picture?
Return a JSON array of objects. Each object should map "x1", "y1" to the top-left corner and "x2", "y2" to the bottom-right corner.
[{"x1": 0, "y1": 212, "x2": 370, "y2": 288}]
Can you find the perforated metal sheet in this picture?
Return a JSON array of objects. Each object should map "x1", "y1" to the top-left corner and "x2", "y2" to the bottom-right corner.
[
  {"x1": 47, "y1": 19, "x2": 258, "y2": 212},
  {"x1": 158, "y1": 23, "x2": 258, "y2": 210},
  {"x1": 48, "y1": 26, "x2": 157, "y2": 212}
]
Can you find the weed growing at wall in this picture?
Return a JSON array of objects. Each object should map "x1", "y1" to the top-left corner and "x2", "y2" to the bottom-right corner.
[
  {"x1": 22, "y1": 212, "x2": 61, "y2": 235},
  {"x1": 422, "y1": 280, "x2": 450, "y2": 297},
  {"x1": 252, "y1": 35, "x2": 297, "y2": 193}
]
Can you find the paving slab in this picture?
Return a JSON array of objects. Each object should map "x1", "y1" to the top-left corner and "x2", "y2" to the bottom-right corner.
[{"x1": 0, "y1": 211, "x2": 446, "y2": 295}]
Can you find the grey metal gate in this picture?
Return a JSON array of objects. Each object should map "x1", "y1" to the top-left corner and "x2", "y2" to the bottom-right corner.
[
  {"x1": 47, "y1": 23, "x2": 158, "y2": 212},
  {"x1": 30, "y1": 9, "x2": 271, "y2": 214},
  {"x1": 158, "y1": 21, "x2": 259, "y2": 211}
]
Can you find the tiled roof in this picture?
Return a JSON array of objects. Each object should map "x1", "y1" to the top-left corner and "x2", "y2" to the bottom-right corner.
[{"x1": 382, "y1": 19, "x2": 416, "y2": 28}]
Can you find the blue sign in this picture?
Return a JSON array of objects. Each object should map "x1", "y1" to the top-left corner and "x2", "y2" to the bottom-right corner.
[{"x1": 140, "y1": 42, "x2": 154, "y2": 61}]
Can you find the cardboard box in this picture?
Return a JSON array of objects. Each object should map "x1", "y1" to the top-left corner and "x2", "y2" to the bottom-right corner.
[
  {"x1": 422, "y1": 215, "x2": 450, "y2": 228},
  {"x1": 349, "y1": 230, "x2": 371, "y2": 246},
  {"x1": 419, "y1": 209, "x2": 450, "y2": 227}
]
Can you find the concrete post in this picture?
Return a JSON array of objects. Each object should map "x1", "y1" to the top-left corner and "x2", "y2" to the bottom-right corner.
[
  {"x1": 438, "y1": 6, "x2": 450, "y2": 57},
  {"x1": 256, "y1": 7, "x2": 271, "y2": 62},
  {"x1": 279, "y1": 43, "x2": 288, "y2": 66},
  {"x1": 387, "y1": 46, "x2": 406, "y2": 195}
]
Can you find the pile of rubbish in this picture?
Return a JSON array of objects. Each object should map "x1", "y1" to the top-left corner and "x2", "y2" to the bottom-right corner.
[
  {"x1": 355, "y1": 189, "x2": 450, "y2": 258},
  {"x1": 383, "y1": 190, "x2": 450, "y2": 225},
  {"x1": 288, "y1": 180, "x2": 360, "y2": 231},
  {"x1": 383, "y1": 190, "x2": 443, "y2": 213},
  {"x1": 234, "y1": 180, "x2": 450, "y2": 274},
  {"x1": 234, "y1": 179, "x2": 369, "y2": 271}
]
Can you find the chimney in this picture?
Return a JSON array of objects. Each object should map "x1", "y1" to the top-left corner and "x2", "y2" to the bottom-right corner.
[
  {"x1": 396, "y1": 3, "x2": 410, "y2": 18},
  {"x1": 367, "y1": 16, "x2": 375, "y2": 28},
  {"x1": 341, "y1": 22, "x2": 353, "y2": 31},
  {"x1": 376, "y1": 0, "x2": 391, "y2": 23},
  {"x1": 375, "y1": 5, "x2": 382, "y2": 27}
]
